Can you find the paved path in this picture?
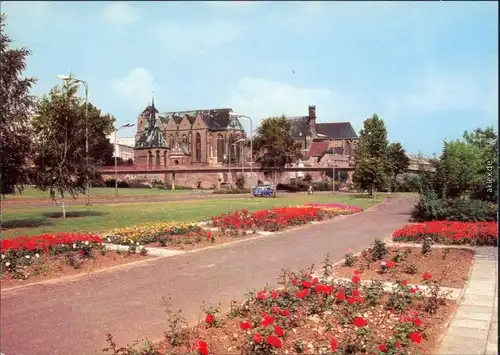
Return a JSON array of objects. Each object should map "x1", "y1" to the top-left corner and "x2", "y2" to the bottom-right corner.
[
  {"x1": 0, "y1": 195, "x2": 414, "y2": 355},
  {"x1": 439, "y1": 247, "x2": 498, "y2": 355}
]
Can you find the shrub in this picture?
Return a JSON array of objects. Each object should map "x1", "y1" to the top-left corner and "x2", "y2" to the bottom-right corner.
[{"x1": 412, "y1": 194, "x2": 497, "y2": 222}]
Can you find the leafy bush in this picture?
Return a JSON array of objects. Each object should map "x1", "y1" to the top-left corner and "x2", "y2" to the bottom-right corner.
[
  {"x1": 412, "y1": 192, "x2": 497, "y2": 222},
  {"x1": 212, "y1": 188, "x2": 250, "y2": 194}
]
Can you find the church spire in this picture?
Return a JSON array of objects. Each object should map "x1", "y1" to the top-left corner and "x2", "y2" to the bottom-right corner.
[{"x1": 151, "y1": 91, "x2": 155, "y2": 109}]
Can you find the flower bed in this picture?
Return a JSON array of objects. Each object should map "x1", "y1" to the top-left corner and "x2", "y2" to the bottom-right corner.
[
  {"x1": 1, "y1": 233, "x2": 150, "y2": 284},
  {"x1": 103, "y1": 222, "x2": 200, "y2": 246},
  {"x1": 335, "y1": 244, "x2": 475, "y2": 288},
  {"x1": 392, "y1": 221, "x2": 498, "y2": 246},
  {"x1": 210, "y1": 204, "x2": 361, "y2": 233},
  {"x1": 305, "y1": 203, "x2": 364, "y2": 213},
  {"x1": 105, "y1": 258, "x2": 457, "y2": 355}
]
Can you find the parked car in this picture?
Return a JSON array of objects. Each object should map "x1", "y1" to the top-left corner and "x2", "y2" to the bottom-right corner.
[{"x1": 252, "y1": 185, "x2": 275, "y2": 197}]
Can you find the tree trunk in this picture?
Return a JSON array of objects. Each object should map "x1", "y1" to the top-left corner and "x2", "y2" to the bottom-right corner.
[
  {"x1": 368, "y1": 186, "x2": 373, "y2": 197},
  {"x1": 61, "y1": 195, "x2": 66, "y2": 219}
]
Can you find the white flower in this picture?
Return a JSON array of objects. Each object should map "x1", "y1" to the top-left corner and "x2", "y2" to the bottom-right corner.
[
  {"x1": 107, "y1": 238, "x2": 111, "y2": 243},
  {"x1": 136, "y1": 242, "x2": 140, "y2": 246},
  {"x1": 84, "y1": 241, "x2": 89, "y2": 245},
  {"x1": 130, "y1": 240, "x2": 134, "y2": 244},
  {"x1": 1, "y1": 254, "x2": 4, "y2": 259},
  {"x1": 35, "y1": 253, "x2": 40, "y2": 258},
  {"x1": 73, "y1": 243, "x2": 77, "y2": 249},
  {"x1": 25, "y1": 255, "x2": 30, "y2": 259},
  {"x1": 5, "y1": 262, "x2": 10, "y2": 267}
]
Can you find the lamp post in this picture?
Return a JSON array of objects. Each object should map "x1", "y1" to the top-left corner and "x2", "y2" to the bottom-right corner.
[
  {"x1": 230, "y1": 138, "x2": 245, "y2": 182},
  {"x1": 330, "y1": 161, "x2": 338, "y2": 194},
  {"x1": 114, "y1": 122, "x2": 135, "y2": 197},
  {"x1": 229, "y1": 113, "x2": 253, "y2": 182},
  {"x1": 58, "y1": 74, "x2": 91, "y2": 205}
]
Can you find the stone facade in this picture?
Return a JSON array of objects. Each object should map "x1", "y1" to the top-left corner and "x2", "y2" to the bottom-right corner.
[{"x1": 134, "y1": 100, "x2": 246, "y2": 169}]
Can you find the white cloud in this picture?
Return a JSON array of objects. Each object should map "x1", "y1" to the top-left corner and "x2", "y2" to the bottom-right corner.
[
  {"x1": 225, "y1": 78, "x2": 368, "y2": 130},
  {"x1": 102, "y1": 2, "x2": 141, "y2": 25},
  {"x1": 388, "y1": 73, "x2": 497, "y2": 119},
  {"x1": 110, "y1": 67, "x2": 158, "y2": 109},
  {"x1": 153, "y1": 19, "x2": 244, "y2": 56}
]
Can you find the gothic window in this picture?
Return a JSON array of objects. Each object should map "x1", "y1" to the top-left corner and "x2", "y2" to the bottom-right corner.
[
  {"x1": 195, "y1": 133, "x2": 202, "y2": 162},
  {"x1": 217, "y1": 134, "x2": 224, "y2": 163},
  {"x1": 155, "y1": 150, "x2": 161, "y2": 166},
  {"x1": 148, "y1": 151, "x2": 153, "y2": 168},
  {"x1": 182, "y1": 134, "x2": 188, "y2": 145},
  {"x1": 164, "y1": 151, "x2": 168, "y2": 166},
  {"x1": 168, "y1": 135, "x2": 174, "y2": 149}
]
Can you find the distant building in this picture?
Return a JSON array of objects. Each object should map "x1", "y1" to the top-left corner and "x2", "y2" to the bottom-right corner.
[
  {"x1": 134, "y1": 98, "x2": 246, "y2": 167},
  {"x1": 288, "y1": 105, "x2": 359, "y2": 163},
  {"x1": 106, "y1": 133, "x2": 135, "y2": 162}
]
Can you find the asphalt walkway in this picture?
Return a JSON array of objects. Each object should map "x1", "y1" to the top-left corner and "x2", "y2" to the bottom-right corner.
[{"x1": 0, "y1": 195, "x2": 415, "y2": 355}]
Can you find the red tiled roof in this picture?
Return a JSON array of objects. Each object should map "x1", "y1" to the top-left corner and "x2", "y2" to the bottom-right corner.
[{"x1": 305, "y1": 141, "x2": 329, "y2": 158}]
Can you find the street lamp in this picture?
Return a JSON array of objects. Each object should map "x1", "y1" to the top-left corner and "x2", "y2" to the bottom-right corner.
[
  {"x1": 329, "y1": 159, "x2": 338, "y2": 194},
  {"x1": 114, "y1": 122, "x2": 135, "y2": 197},
  {"x1": 58, "y1": 74, "x2": 91, "y2": 205},
  {"x1": 227, "y1": 138, "x2": 245, "y2": 185},
  {"x1": 229, "y1": 113, "x2": 253, "y2": 182}
]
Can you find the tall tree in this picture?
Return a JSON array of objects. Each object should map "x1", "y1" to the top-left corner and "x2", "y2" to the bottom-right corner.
[
  {"x1": 0, "y1": 13, "x2": 37, "y2": 196},
  {"x1": 31, "y1": 82, "x2": 115, "y2": 217},
  {"x1": 463, "y1": 126, "x2": 497, "y2": 202},
  {"x1": 253, "y1": 115, "x2": 303, "y2": 169},
  {"x1": 352, "y1": 114, "x2": 390, "y2": 196},
  {"x1": 433, "y1": 139, "x2": 482, "y2": 199},
  {"x1": 387, "y1": 142, "x2": 410, "y2": 192}
]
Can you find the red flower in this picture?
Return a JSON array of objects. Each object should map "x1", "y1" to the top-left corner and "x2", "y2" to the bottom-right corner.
[
  {"x1": 409, "y1": 331, "x2": 423, "y2": 344},
  {"x1": 253, "y1": 334, "x2": 263, "y2": 344},
  {"x1": 387, "y1": 260, "x2": 395, "y2": 268},
  {"x1": 273, "y1": 306, "x2": 281, "y2": 315},
  {"x1": 291, "y1": 279, "x2": 298, "y2": 286},
  {"x1": 193, "y1": 340, "x2": 209, "y2": 355},
  {"x1": 355, "y1": 296, "x2": 365, "y2": 303},
  {"x1": 302, "y1": 280, "x2": 312, "y2": 288},
  {"x1": 413, "y1": 318, "x2": 424, "y2": 327},
  {"x1": 331, "y1": 338, "x2": 338, "y2": 352},
  {"x1": 409, "y1": 287, "x2": 416, "y2": 293},
  {"x1": 240, "y1": 321, "x2": 252, "y2": 330},
  {"x1": 353, "y1": 269, "x2": 361, "y2": 275},
  {"x1": 266, "y1": 335, "x2": 282, "y2": 348},
  {"x1": 352, "y1": 275, "x2": 361, "y2": 284},
  {"x1": 347, "y1": 297, "x2": 356, "y2": 305},
  {"x1": 423, "y1": 272, "x2": 432, "y2": 280},
  {"x1": 257, "y1": 291, "x2": 267, "y2": 300},
  {"x1": 378, "y1": 344, "x2": 387, "y2": 352},
  {"x1": 274, "y1": 325, "x2": 284, "y2": 337},
  {"x1": 260, "y1": 316, "x2": 274, "y2": 327},
  {"x1": 205, "y1": 314, "x2": 215, "y2": 324},
  {"x1": 296, "y1": 289, "x2": 309, "y2": 299},
  {"x1": 352, "y1": 289, "x2": 361, "y2": 297},
  {"x1": 395, "y1": 341, "x2": 401, "y2": 349},
  {"x1": 353, "y1": 317, "x2": 368, "y2": 328},
  {"x1": 281, "y1": 309, "x2": 291, "y2": 317},
  {"x1": 336, "y1": 292, "x2": 346, "y2": 301},
  {"x1": 401, "y1": 280, "x2": 408, "y2": 286},
  {"x1": 271, "y1": 290, "x2": 279, "y2": 299},
  {"x1": 312, "y1": 277, "x2": 319, "y2": 284}
]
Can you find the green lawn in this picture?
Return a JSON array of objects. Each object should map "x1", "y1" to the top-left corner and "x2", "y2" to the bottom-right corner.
[
  {"x1": 5, "y1": 187, "x2": 194, "y2": 199},
  {"x1": 0, "y1": 194, "x2": 385, "y2": 238}
]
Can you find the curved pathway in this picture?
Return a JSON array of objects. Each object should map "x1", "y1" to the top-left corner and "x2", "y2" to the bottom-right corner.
[{"x1": 0, "y1": 195, "x2": 414, "y2": 355}]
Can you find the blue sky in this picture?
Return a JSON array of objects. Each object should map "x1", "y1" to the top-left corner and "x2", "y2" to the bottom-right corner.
[{"x1": 2, "y1": 1, "x2": 498, "y2": 155}]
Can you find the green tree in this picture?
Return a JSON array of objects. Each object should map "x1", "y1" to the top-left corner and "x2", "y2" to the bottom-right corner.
[
  {"x1": 0, "y1": 13, "x2": 37, "y2": 196},
  {"x1": 433, "y1": 140, "x2": 482, "y2": 199},
  {"x1": 463, "y1": 126, "x2": 497, "y2": 202},
  {"x1": 387, "y1": 142, "x2": 410, "y2": 192},
  {"x1": 352, "y1": 114, "x2": 390, "y2": 196},
  {"x1": 85, "y1": 103, "x2": 115, "y2": 167},
  {"x1": 253, "y1": 115, "x2": 303, "y2": 170},
  {"x1": 31, "y1": 82, "x2": 115, "y2": 217}
]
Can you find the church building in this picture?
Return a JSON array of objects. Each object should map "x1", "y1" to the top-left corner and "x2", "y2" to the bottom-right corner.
[{"x1": 134, "y1": 99, "x2": 246, "y2": 167}]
